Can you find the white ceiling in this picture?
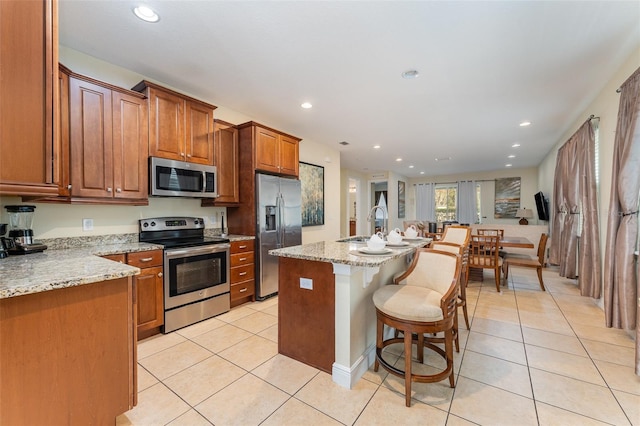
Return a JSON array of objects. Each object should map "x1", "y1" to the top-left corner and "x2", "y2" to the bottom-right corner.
[{"x1": 58, "y1": 1, "x2": 640, "y2": 178}]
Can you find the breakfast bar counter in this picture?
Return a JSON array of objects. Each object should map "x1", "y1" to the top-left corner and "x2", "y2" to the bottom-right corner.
[{"x1": 270, "y1": 237, "x2": 429, "y2": 389}]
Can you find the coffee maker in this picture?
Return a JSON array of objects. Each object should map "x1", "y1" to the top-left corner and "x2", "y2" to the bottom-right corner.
[{"x1": 4, "y1": 205, "x2": 47, "y2": 255}]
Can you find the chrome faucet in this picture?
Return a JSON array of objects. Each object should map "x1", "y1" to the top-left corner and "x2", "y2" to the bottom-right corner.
[{"x1": 367, "y1": 205, "x2": 388, "y2": 236}]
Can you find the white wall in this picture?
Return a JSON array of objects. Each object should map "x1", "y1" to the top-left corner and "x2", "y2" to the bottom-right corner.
[
  {"x1": 0, "y1": 47, "x2": 341, "y2": 241},
  {"x1": 538, "y1": 46, "x2": 640, "y2": 265},
  {"x1": 406, "y1": 167, "x2": 541, "y2": 226}
]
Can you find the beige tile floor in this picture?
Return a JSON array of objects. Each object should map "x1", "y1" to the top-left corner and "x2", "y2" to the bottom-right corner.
[{"x1": 117, "y1": 267, "x2": 639, "y2": 426}]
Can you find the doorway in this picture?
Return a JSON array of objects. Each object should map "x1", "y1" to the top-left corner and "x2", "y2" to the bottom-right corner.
[{"x1": 369, "y1": 180, "x2": 388, "y2": 234}]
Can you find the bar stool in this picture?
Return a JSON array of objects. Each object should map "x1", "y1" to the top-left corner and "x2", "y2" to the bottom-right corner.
[{"x1": 373, "y1": 249, "x2": 462, "y2": 407}]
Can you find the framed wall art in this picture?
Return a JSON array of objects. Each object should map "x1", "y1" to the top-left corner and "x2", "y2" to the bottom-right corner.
[
  {"x1": 398, "y1": 181, "x2": 406, "y2": 218},
  {"x1": 300, "y1": 162, "x2": 324, "y2": 226},
  {"x1": 494, "y1": 177, "x2": 521, "y2": 218}
]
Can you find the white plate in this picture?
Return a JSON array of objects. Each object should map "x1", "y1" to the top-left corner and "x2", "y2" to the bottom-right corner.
[
  {"x1": 402, "y1": 237, "x2": 424, "y2": 241},
  {"x1": 358, "y1": 247, "x2": 393, "y2": 255},
  {"x1": 385, "y1": 241, "x2": 409, "y2": 247}
]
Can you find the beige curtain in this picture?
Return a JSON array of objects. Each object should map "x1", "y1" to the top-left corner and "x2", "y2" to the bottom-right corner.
[
  {"x1": 550, "y1": 121, "x2": 597, "y2": 282},
  {"x1": 603, "y1": 67, "x2": 640, "y2": 375}
]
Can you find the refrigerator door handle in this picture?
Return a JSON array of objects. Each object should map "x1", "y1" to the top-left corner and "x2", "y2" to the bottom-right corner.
[
  {"x1": 275, "y1": 193, "x2": 282, "y2": 247},
  {"x1": 279, "y1": 193, "x2": 285, "y2": 246}
]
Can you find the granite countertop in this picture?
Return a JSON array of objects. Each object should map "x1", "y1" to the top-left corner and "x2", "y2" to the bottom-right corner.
[
  {"x1": 269, "y1": 237, "x2": 430, "y2": 267},
  {"x1": 0, "y1": 242, "x2": 162, "y2": 299}
]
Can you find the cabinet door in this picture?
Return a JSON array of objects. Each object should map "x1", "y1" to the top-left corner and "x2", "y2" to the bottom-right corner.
[
  {"x1": 69, "y1": 77, "x2": 114, "y2": 198},
  {"x1": 279, "y1": 134, "x2": 300, "y2": 177},
  {"x1": 112, "y1": 91, "x2": 148, "y2": 200},
  {"x1": 255, "y1": 126, "x2": 280, "y2": 174},
  {"x1": 56, "y1": 67, "x2": 71, "y2": 197},
  {"x1": 148, "y1": 87, "x2": 184, "y2": 161},
  {"x1": 213, "y1": 121, "x2": 239, "y2": 204},
  {"x1": 135, "y1": 266, "x2": 164, "y2": 332},
  {"x1": 0, "y1": 0, "x2": 57, "y2": 196},
  {"x1": 185, "y1": 101, "x2": 214, "y2": 165}
]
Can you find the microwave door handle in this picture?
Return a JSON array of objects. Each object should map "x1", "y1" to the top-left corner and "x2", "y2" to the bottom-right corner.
[{"x1": 201, "y1": 171, "x2": 206, "y2": 193}]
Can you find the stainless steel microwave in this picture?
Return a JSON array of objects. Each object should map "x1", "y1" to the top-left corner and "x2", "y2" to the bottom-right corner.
[{"x1": 150, "y1": 157, "x2": 218, "y2": 198}]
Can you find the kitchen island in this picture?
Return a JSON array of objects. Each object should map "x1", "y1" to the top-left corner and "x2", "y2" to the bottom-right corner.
[
  {"x1": 0, "y1": 241, "x2": 159, "y2": 425},
  {"x1": 269, "y1": 237, "x2": 429, "y2": 389}
]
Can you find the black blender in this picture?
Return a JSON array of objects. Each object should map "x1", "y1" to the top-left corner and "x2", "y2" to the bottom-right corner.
[{"x1": 4, "y1": 205, "x2": 47, "y2": 255}]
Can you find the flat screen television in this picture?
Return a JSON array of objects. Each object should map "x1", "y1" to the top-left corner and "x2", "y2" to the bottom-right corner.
[{"x1": 534, "y1": 191, "x2": 549, "y2": 221}]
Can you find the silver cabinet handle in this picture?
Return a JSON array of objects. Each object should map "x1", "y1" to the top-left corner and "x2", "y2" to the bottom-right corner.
[
  {"x1": 239, "y1": 288, "x2": 247, "y2": 293},
  {"x1": 107, "y1": 187, "x2": 112, "y2": 192},
  {"x1": 239, "y1": 245, "x2": 247, "y2": 249},
  {"x1": 239, "y1": 257, "x2": 247, "y2": 261},
  {"x1": 180, "y1": 152, "x2": 185, "y2": 157},
  {"x1": 239, "y1": 272, "x2": 247, "y2": 276},
  {"x1": 116, "y1": 188, "x2": 122, "y2": 193},
  {"x1": 140, "y1": 257, "x2": 153, "y2": 262},
  {"x1": 187, "y1": 154, "x2": 192, "y2": 157},
  {"x1": 157, "y1": 272, "x2": 163, "y2": 278},
  {"x1": 67, "y1": 184, "x2": 72, "y2": 189}
]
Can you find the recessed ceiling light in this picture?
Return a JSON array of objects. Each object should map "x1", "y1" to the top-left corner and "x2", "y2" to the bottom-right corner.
[
  {"x1": 508, "y1": 154, "x2": 516, "y2": 158},
  {"x1": 133, "y1": 5, "x2": 159, "y2": 22},
  {"x1": 505, "y1": 163, "x2": 513, "y2": 167},
  {"x1": 301, "y1": 102, "x2": 312, "y2": 109},
  {"x1": 396, "y1": 158, "x2": 403, "y2": 162},
  {"x1": 519, "y1": 121, "x2": 531, "y2": 127},
  {"x1": 512, "y1": 143, "x2": 521, "y2": 148},
  {"x1": 435, "y1": 157, "x2": 451, "y2": 162},
  {"x1": 373, "y1": 145, "x2": 381, "y2": 149},
  {"x1": 420, "y1": 171, "x2": 425, "y2": 175},
  {"x1": 401, "y1": 70, "x2": 419, "y2": 79},
  {"x1": 409, "y1": 165, "x2": 414, "y2": 169}
]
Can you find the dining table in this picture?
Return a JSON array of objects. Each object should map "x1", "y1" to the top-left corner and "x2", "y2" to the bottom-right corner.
[{"x1": 467, "y1": 235, "x2": 534, "y2": 282}]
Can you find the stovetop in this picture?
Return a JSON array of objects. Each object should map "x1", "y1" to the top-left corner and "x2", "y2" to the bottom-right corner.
[
  {"x1": 138, "y1": 216, "x2": 229, "y2": 248},
  {"x1": 153, "y1": 236, "x2": 230, "y2": 249}
]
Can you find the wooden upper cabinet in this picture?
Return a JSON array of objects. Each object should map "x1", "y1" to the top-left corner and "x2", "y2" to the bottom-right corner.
[
  {"x1": 206, "y1": 119, "x2": 239, "y2": 205},
  {"x1": 279, "y1": 134, "x2": 300, "y2": 176},
  {"x1": 0, "y1": 0, "x2": 58, "y2": 196},
  {"x1": 239, "y1": 122, "x2": 301, "y2": 177},
  {"x1": 133, "y1": 81, "x2": 216, "y2": 165},
  {"x1": 66, "y1": 70, "x2": 148, "y2": 202},
  {"x1": 185, "y1": 101, "x2": 215, "y2": 164}
]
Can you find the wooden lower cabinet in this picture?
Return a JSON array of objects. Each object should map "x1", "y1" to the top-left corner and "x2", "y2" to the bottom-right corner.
[
  {"x1": 103, "y1": 250, "x2": 164, "y2": 339},
  {"x1": 230, "y1": 240, "x2": 255, "y2": 307},
  {"x1": 0, "y1": 277, "x2": 137, "y2": 425}
]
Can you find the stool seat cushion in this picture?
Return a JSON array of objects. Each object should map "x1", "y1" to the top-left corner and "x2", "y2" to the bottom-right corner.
[{"x1": 373, "y1": 284, "x2": 443, "y2": 322}]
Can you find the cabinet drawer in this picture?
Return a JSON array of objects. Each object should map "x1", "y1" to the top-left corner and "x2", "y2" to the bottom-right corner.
[
  {"x1": 231, "y1": 280, "x2": 255, "y2": 300},
  {"x1": 102, "y1": 253, "x2": 126, "y2": 263},
  {"x1": 127, "y1": 250, "x2": 163, "y2": 268},
  {"x1": 231, "y1": 264, "x2": 254, "y2": 283},
  {"x1": 231, "y1": 251, "x2": 254, "y2": 267},
  {"x1": 231, "y1": 240, "x2": 253, "y2": 253}
]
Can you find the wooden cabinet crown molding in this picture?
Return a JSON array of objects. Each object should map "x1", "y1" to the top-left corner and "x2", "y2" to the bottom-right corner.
[
  {"x1": 237, "y1": 121, "x2": 301, "y2": 142},
  {"x1": 131, "y1": 80, "x2": 217, "y2": 110}
]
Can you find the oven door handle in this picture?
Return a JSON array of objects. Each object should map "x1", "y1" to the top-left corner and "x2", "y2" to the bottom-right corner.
[{"x1": 165, "y1": 244, "x2": 230, "y2": 259}]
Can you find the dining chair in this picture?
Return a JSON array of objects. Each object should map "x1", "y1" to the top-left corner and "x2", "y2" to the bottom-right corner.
[
  {"x1": 467, "y1": 235, "x2": 503, "y2": 292},
  {"x1": 432, "y1": 238, "x2": 471, "y2": 332},
  {"x1": 373, "y1": 248, "x2": 462, "y2": 407},
  {"x1": 503, "y1": 233, "x2": 549, "y2": 291},
  {"x1": 476, "y1": 228, "x2": 504, "y2": 238},
  {"x1": 441, "y1": 225, "x2": 471, "y2": 246}
]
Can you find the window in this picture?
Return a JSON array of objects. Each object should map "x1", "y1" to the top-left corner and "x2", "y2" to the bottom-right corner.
[{"x1": 435, "y1": 185, "x2": 456, "y2": 222}]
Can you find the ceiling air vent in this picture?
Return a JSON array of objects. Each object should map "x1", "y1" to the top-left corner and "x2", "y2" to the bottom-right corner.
[{"x1": 339, "y1": 141, "x2": 349, "y2": 146}]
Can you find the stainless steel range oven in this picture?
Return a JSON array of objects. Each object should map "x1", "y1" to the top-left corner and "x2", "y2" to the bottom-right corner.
[{"x1": 139, "y1": 217, "x2": 230, "y2": 333}]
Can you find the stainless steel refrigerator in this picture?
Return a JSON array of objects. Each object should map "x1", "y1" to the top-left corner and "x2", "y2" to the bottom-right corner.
[{"x1": 256, "y1": 173, "x2": 302, "y2": 299}]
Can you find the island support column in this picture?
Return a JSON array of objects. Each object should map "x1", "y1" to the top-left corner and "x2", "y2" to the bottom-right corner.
[{"x1": 331, "y1": 256, "x2": 407, "y2": 389}]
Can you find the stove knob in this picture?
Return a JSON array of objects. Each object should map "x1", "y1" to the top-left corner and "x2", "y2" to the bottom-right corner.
[
  {"x1": 194, "y1": 219, "x2": 200, "y2": 225},
  {"x1": 143, "y1": 222, "x2": 149, "y2": 228},
  {"x1": 150, "y1": 221, "x2": 156, "y2": 227}
]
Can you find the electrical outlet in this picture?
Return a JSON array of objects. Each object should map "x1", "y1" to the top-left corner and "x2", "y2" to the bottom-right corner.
[
  {"x1": 82, "y1": 218, "x2": 94, "y2": 231},
  {"x1": 300, "y1": 278, "x2": 313, "y2": 290}
]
